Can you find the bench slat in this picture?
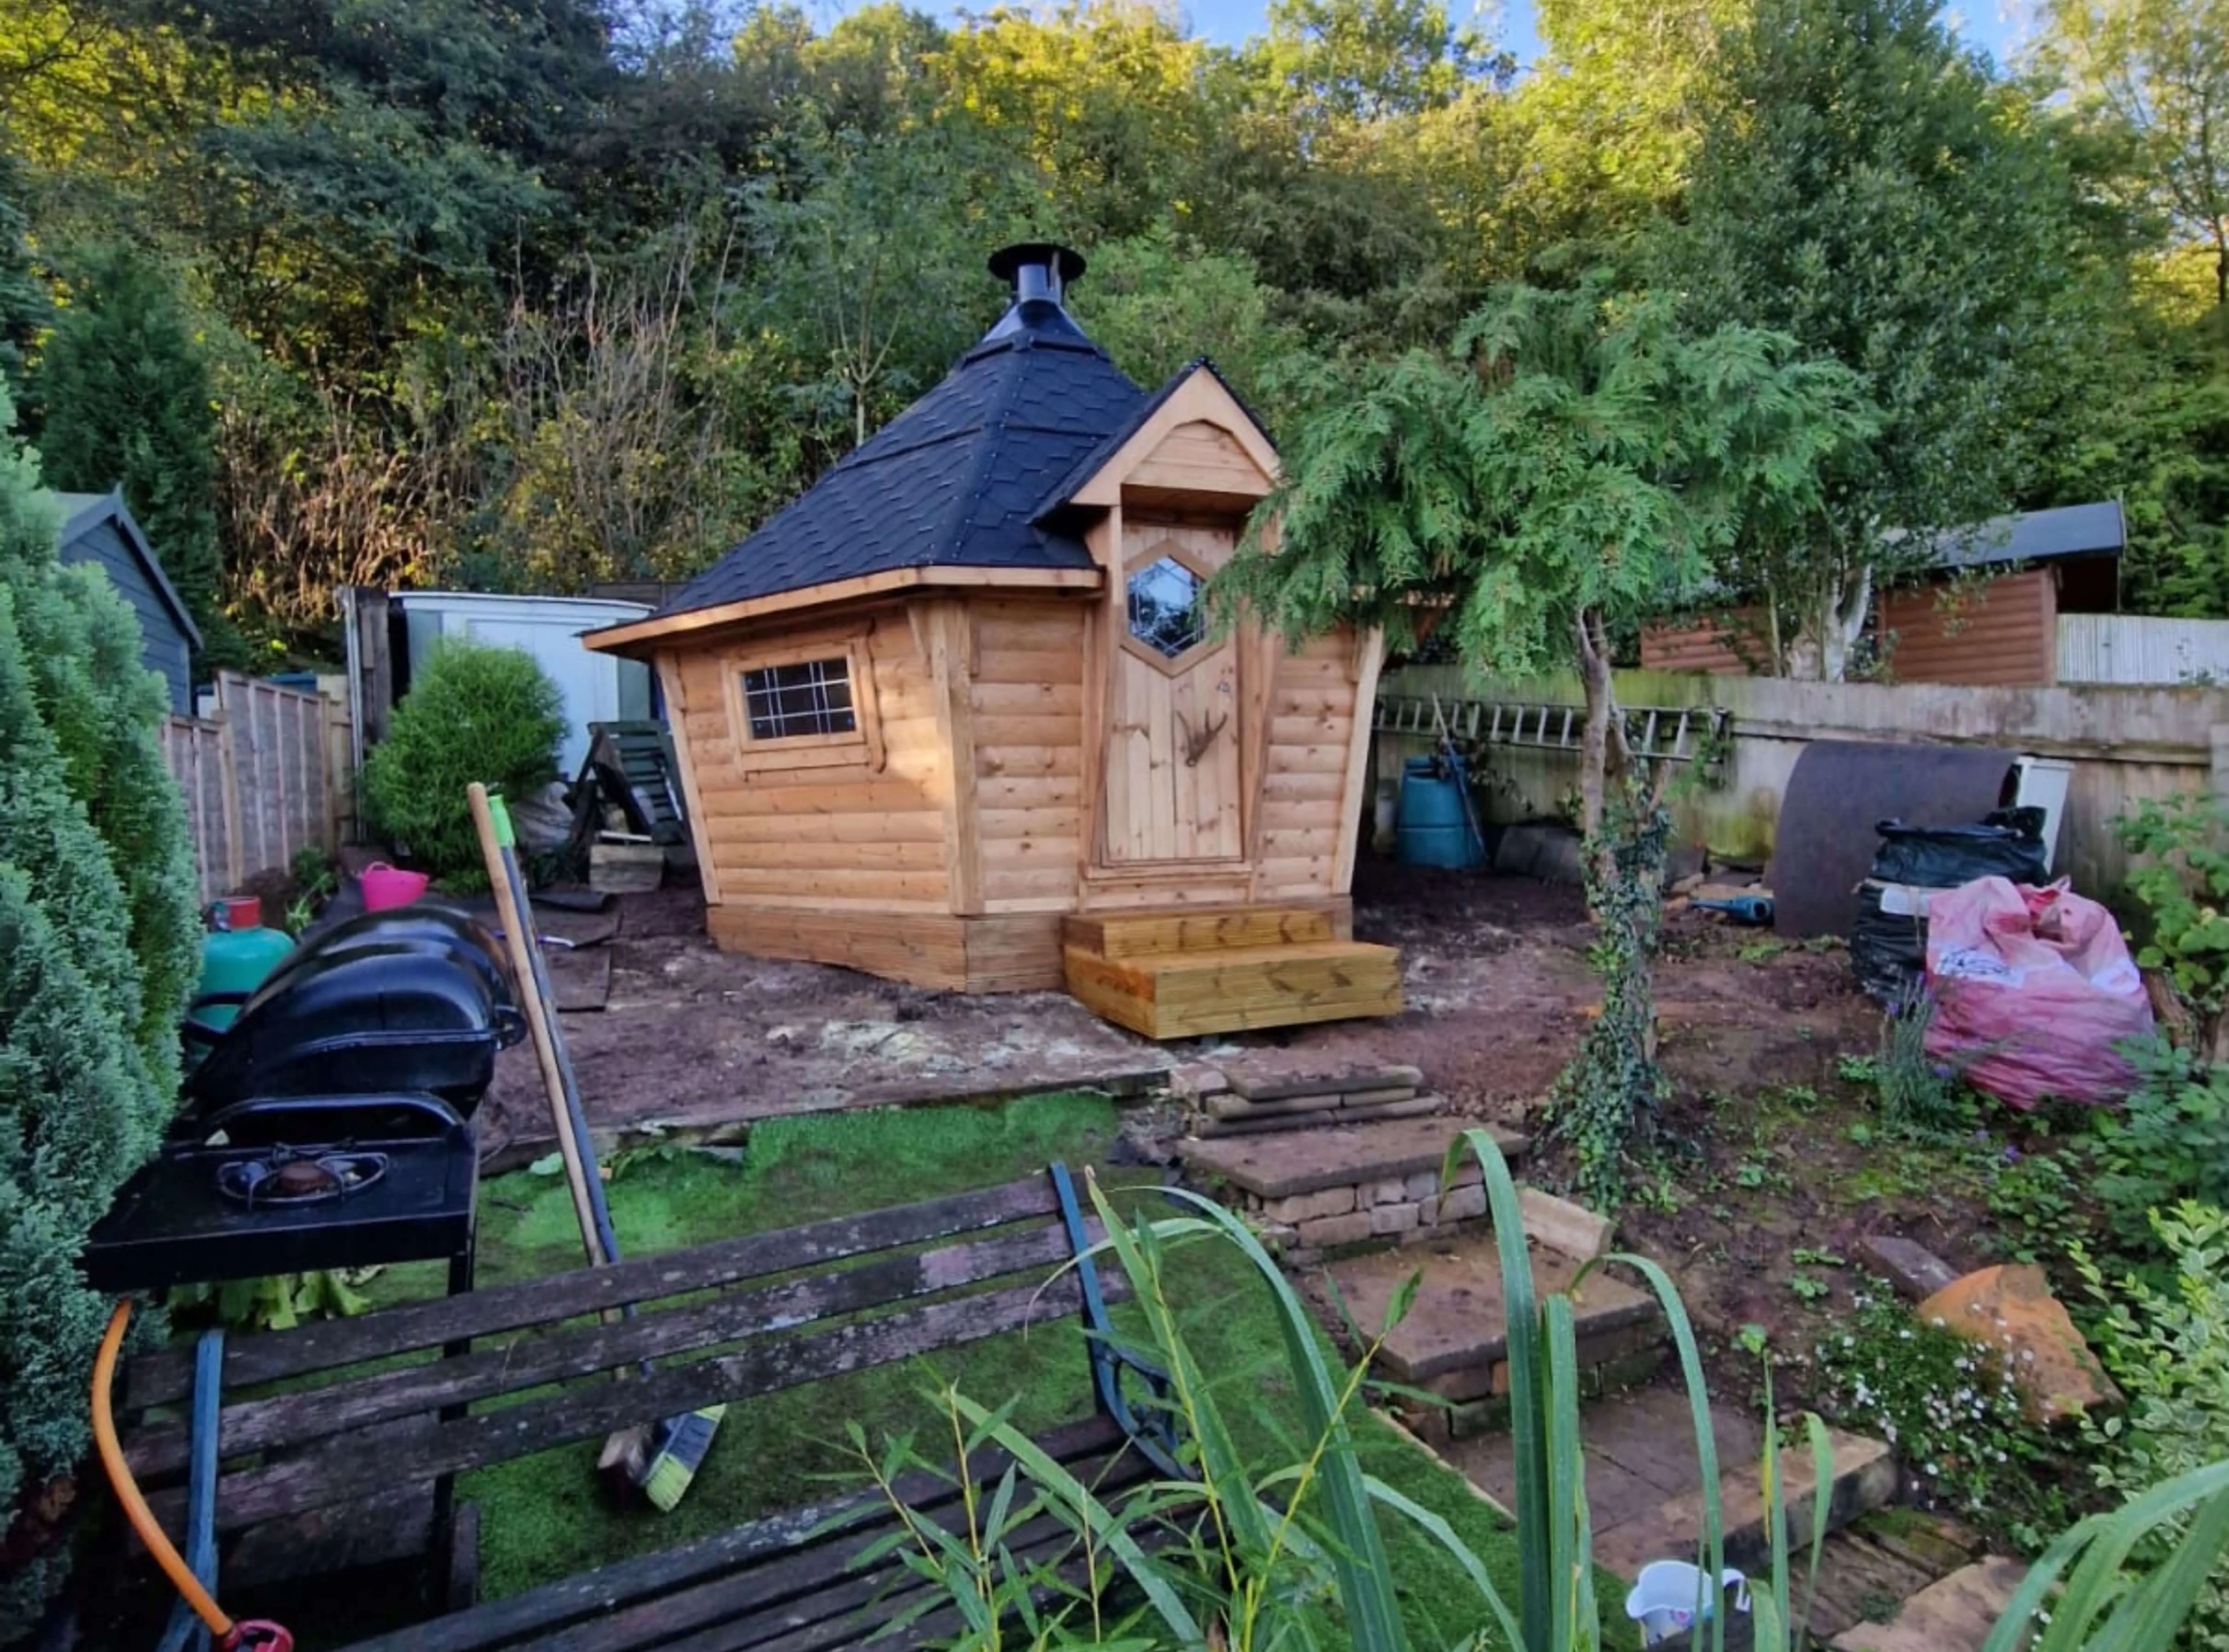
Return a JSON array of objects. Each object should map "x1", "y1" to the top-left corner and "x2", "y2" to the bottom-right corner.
[
  {"x1": 532, "y1": 1452, "x2": 1156, "y2": 1652},
  {"x1": 128, "y1": 1222, "x2": 1093, "y2": 1480},
  {"x1": 126, "y1": 1177, "x2": 1063, "y2": 1408},
  {"x1": 169, "y1": 1271, "x2": 1129, "y2": 1534},
  {"x1": 333, "y1": 1413, "x2": 1133, "y2": 1652}
]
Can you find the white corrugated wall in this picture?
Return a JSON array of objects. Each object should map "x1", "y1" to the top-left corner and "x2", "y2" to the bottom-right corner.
[{"x1": 2057, "y1": 614, "x2": 2229, "y2": 685}]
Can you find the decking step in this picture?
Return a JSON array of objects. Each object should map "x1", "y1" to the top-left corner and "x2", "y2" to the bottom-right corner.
[
  {"x1": 1064, "y1": 904, "x2": 1342, "y2": 960},
  {"x1": 1827, "y1": 1558, "x2": 2026, "y2": 1652},
  {"x1": 1065, "y1": 938, "x2": 1403, "y2": 1040},
  {"x1": 1178, "y1": 1117, "x2": 1525, "y2": 1199},
  {"x1": 1329, "y1": 1236, "x2": 1662, "y2": 1404}
]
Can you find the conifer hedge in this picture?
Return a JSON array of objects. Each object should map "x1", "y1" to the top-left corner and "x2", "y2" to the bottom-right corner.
[{"x1": 0, "y1": 392, "x2": 199, "y2": 1622}]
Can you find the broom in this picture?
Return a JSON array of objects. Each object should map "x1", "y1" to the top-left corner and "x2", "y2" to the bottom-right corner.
[{"x1": 469, "y1": 784, "x2": 724, "y2": 1509}]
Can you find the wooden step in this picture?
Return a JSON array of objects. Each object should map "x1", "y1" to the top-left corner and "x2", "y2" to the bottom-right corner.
[
  {"x1": 1329, "y1": 1236, "x2": 1662, "y2": 1406},
  {"x1": 1064, "y1": 904, "x2": 1342, "y2": 961},
  {"x1": 1064, "y1": 939, "x2": 1402, "y2": 1039}
]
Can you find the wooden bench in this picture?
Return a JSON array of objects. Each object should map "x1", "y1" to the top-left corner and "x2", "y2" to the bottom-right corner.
[{"x1": 117, "y1": 1165, "x2": 1182, "y2": 1650}]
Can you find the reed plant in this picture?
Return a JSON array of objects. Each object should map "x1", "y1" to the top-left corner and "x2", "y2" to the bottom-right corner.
[{"x1": 852, "y1": 1132, "x2": 2229, "y2": 1650}]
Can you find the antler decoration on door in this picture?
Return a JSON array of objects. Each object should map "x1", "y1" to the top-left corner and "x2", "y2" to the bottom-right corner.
[{"x1": 1176, "y1": 709, "x2": 1229, "y2": 767}]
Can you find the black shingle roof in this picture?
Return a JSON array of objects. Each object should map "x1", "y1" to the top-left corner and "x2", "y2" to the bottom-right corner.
[{"x1": 652, "y1": 299, "x2": 1148, "y2": 621}]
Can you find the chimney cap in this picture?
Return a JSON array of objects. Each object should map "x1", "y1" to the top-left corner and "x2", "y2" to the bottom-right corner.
[{"x1": 988, "y1": 243, "x2": 1088, "y2": 289}]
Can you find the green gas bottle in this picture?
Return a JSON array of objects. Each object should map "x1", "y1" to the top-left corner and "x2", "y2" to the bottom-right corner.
[{"x1": 195, "y1": 897, "x2": 295, "y2": 1033}]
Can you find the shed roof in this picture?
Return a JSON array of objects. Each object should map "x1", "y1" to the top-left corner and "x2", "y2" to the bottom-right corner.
[
  {"x1": 1924, "y1": 501, "x2": 2126, "y2": 571},
  {"x1": 646, "y1": 298, "x2": 1147, "y2": 626},
  {"x1": 50, "y1": 488, "x2": 202, "y2": 649}
]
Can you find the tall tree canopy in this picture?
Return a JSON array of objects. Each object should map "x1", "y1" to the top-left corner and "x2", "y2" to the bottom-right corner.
[{"x1": 1664, "y1": 0, "x2": 2087, "y2": 676}]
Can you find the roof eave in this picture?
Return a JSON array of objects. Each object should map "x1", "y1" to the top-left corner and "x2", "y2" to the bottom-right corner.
[
  {"x1": 61, "y1": 488, "x2": 205, "y2": 650},
  {"x1": 585, "y1": 563, "x2": 1105, "y2": 656}
]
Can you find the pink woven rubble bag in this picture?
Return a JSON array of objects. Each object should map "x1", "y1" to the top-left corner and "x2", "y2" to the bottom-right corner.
[{"x1": 1923, "y1": 875, "x2": 2155, "y2": 1110}]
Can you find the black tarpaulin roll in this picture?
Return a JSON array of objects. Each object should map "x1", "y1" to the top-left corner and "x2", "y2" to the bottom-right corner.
[{"x1": 1767, "y1": 740, "x2": 2020, "y2": 940}]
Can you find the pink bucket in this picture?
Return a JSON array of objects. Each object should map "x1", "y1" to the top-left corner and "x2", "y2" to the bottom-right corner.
[{"x1": 361, "y1": 862, "x2": 430, "y2": 911}]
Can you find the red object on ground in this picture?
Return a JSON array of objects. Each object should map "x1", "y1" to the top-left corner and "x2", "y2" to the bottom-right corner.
[
  {"x1": 1924, "y1": 876, "x2": 2154, "y2": 1109},
  {"x1": 361, "y1": 862, "x2": 430, "y2": 911},
  {"x1": 215, "y1": 895, "x2": 262, "y2": 931}
]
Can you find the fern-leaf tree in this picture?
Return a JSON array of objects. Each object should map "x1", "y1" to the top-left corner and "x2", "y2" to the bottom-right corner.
[{"x1": 1217, "y1": 277, "x2": 1875, "y2": 1199}]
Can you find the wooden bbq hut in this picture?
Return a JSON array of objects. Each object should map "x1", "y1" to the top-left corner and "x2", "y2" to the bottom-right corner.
[{"x1": 586, "y1": 245, "x2": 1400, "y2": 1037}]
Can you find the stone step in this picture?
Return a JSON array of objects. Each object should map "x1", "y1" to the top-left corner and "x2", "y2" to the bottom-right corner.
[
  {"x1": 1595, "y1": 1419, "x2": 1899, "y2": 1582},
  {"x1": 1178, "y1": 1117, "x2": 1528, "y2": 1201},
  {"x1": 1827, "y1": 1557, "x2": 2027, "y2": 1652},
  {"x1": 1329, "y1": 1236, "x2": 1665, "y2": 1429}
]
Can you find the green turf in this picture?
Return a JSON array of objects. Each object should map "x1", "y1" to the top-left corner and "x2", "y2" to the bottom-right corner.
[{"x1": 424, "y1": 1090, "x2": 1617, "y2": 1645}]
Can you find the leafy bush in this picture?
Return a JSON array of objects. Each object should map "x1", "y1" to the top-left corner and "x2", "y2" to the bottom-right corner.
[
  {"x1": 2076, "y1": 1202, "x2": 2229, "y2": 1652},
  {"x1": 2089, "y1": 1037, "x2": 2229, "y2": 1258},
  {"x1": 2116, "y1": 794, "x2": 2229, "y2": 1030},
  {"x1": 0, "y1": 392, "x2": 198, "y2": 1622},
  {"x1": 362, "y1": 638, "x2": 565, "y2": 885},
  {"x1": 1815, "y1": 1283, "x2": 2068, "y2": 1544}
]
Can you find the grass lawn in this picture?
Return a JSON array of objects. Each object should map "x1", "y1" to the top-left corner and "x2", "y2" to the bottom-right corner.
[{"x1": 378, "y1": 1090, "x2": 1620, "y2": 1646}]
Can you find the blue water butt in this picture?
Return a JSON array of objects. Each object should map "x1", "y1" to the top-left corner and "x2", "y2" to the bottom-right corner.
[{"x1": 1395, "y1": 756, "x2": 1485, "y2": 868}]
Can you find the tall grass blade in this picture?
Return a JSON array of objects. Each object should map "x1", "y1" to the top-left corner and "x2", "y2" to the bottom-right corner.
[
  {"x1": 1451, "y1": 1128, "x2": 1551, "y2": 1650},
  {"x1": 944, "y1": 1390, "x2": 1205, "y2": 1645},
  {"x1": 1599, "y1": 1250, "x2": 1725, "y2": 1651},
  {"x1": 1982, "y1": 1459, "x2": 2229, "y2": 1652},
  {"x1": 1795, "y1": 1412, "x2": 1834, "y2": 1640},
  {"x1": 1358, "y1": 1473, "x2": 1527, "y2": 1651},
  {"x1": 2089, "y1": 1484, "x2": 2229, "y2": 1651},
  {"x1": 1145, "y1": 1182, "x2": 1413, "y2": 1652},
  {"x1": 1543, "y1": 1295, "x2": 1586, "y2": 1652}
]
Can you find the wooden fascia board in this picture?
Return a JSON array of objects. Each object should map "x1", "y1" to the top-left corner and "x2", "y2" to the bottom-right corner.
[
  {"x1": 1065, "y1": 370, "x2": 1281, "y2": 510},
  {"x1": 584, "y1": 565, "x2": 1103, "y2": 656}
]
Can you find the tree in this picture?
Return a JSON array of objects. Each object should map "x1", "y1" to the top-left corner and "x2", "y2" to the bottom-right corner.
[
  {"x1": 0, "y1": 154, "x2": 43, "y2": 402},
  {"x1": 1217, "y1": 278, "x2": 1872, "y2": 1199},
  {"x1": 1252, "y1": 0, "x2": 1500, "y2": 127},
  {"x1": 0, "y1": 384, "x2": 197, "y2": 1621},
  {"x1": 2040, "y1": 0, "x2": 2229, "y2": 308},
  {"x1": 35, "y1": 243, "x2": 236, "y2": 661},
  {"x1": 1668, "y1": 0, "x2": 2085, "y2": 676}
]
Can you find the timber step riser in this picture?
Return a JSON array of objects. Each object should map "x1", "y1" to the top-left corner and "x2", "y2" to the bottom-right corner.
[{"x1": 1062, "y1": 904, "x2": 1402, "y2": 1039}]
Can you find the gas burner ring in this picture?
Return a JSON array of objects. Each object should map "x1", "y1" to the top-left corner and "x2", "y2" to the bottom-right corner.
[{"x1": 217, "y1": 1148, "x2": 392, "y2": 1208}]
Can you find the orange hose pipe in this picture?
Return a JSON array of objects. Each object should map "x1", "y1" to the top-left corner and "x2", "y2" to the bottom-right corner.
[{"x1": 91, "y1": 1301, "x2": 235, "y2": 1640}]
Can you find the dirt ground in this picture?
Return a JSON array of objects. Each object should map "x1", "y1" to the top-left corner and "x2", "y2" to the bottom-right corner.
[{"x1": 480, "y1": 858, "x2": 2024, "y2": 1378}]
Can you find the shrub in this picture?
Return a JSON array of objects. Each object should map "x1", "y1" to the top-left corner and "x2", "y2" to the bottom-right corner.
[
  {"x1": 2077, "y1": 1201, "x2": 2229, "y2": 1652},
  {"x1": 2115, "y1": 793, "x2": 2229, "y2": 1034},
  {"x1": 0, "y1": 390, "x2": 198, "y2": 1623},
  {"x1": 2089, "y1": 1037, "x2": 2229, "y2": 1258},
  {"x1": 362, "y1": 638, "x2": 566, "y2": 885},
  {"x1": 1815, "y1": 1283, "x2": 2068, "y2": 1544}
]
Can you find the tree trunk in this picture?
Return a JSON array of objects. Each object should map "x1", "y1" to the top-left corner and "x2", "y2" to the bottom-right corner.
[
  {"x1": 1574, "y1": 608, "x2": 1616, "y2": 839},
  {"x1": 1787, "y1": 562, "x2": 1872, "y2": 682}
]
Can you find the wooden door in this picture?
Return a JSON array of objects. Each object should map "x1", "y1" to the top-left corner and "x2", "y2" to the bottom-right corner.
[{"x1": 1101, "y1": 525, "x2": 1244, "y2": 864}]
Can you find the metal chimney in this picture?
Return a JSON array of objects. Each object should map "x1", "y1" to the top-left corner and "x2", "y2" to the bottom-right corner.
[{"x1": 981, "y1": 244, "x2": 1092, "y2": 345}]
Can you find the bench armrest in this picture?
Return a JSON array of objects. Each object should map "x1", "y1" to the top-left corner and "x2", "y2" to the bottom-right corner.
[{"x1": 1048, "y1": 1163, "x2": 1189, "y2": 1481}]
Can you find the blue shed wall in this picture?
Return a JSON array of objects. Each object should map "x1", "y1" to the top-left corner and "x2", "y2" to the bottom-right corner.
[{"x1": 59, "y1": 518, "x2": 193, "y2": 712}]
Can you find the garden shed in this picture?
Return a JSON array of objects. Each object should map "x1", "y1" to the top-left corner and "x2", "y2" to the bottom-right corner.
[
  {"x1": 52, "y1": 488, "x2": 199, "y2": 712},
  {"x1": 587, "y1": 245, "x2": 1398, "y2": 1035}
]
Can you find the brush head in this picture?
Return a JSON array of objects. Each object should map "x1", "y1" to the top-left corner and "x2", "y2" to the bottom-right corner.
[{"x1": 638, "y1": 1404, "x2": 727, "y2": 1513}]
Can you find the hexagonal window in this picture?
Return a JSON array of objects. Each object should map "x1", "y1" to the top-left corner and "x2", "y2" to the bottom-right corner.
[{"x1": 1127, "y1": 557, "x2": 1205, "y2": 659}]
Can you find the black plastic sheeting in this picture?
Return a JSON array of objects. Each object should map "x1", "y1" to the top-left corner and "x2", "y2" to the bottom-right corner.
[
  {"x1": 1767, "y1": 740, "x2": 2020, "y2": 940},
  {"x1": 1849, "y1": 811, "x2": 2051, "y2": 1003}
]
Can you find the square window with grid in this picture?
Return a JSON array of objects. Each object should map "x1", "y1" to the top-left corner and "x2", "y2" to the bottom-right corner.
[{"x1": 740, "y1": 657, "x2": 856, "y2": 740}]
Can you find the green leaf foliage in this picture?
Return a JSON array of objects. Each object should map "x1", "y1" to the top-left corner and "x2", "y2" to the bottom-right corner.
[
  {"x1": 0, "y1": 385, "x2": 197, "y2": 1621},
  {"x1": 35, "y1": 243, "x2": 238, "y2": 665},
  {"x1": 361, "y1": 637, "x2": 567, "y2": 885}
]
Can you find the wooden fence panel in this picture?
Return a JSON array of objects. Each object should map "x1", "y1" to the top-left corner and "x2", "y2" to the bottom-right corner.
[{"x1": 162, "y1": 676, "x2": 344, "y2": 903}]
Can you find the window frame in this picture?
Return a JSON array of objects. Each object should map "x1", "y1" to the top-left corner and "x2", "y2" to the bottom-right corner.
[
  {"x1": 719, "y1": 629, "x2": 884, "y2": 773},
  {"x1": 1118, "y1": 538, "x2": 1219, "y2": 675}
]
